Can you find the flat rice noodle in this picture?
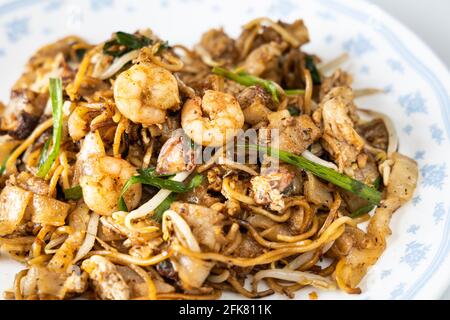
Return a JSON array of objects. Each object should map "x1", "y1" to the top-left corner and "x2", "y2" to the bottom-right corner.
[
  {"x1": 72, "y1": 212, "x2": 99, "y2": 263},
  {"x1": 336, "y1": 198, "x2": 400, "y2": 289},
  {"x1": 173, "y1": 255, "x2": 214, "y2": 290},
  {"x1": 29, "y1": 194, "x2": 71, "y2": 226},
  {"x1": 385, "y1": 153, "x2": 419, "y2": 204},
  {"x1": 48, "y1": 203, "x2": 90, "y2": 273},
  {"x1": 336, "y1": 153, "x2": 418, "y2": 290},
  {"x1": 21, "y1": 266, "x2": 66, "y2": 299},
  {"x1": 303, "y1": 172, "x2": 333, "y2": 208},
  {"x1": 0, "y1": 186, "x2": 33, "y2": 236},
  {"x1": 21, "y1": 266, "x2": 39, "y2": 297}
]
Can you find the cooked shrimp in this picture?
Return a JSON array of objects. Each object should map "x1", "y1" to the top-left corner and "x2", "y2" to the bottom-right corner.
[
  {"x1": 181, "y1": 90, "x2": 244, "y2": 147},
  {"x1": 77, "y1": 132, "x2": 141, "y2": 215},
  {"x1": 68, "y1": 106, "x2": 98, "y2": 141},
  {"x1": 113, "y1": 62, "x2": 180, "y2": 126},
  {"x1": 80, "y1": 156, "x2": 141, "y2": 215}
]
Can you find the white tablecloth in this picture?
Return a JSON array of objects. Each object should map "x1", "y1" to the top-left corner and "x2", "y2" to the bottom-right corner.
[{"x1": 371, "y1": 0, "x2": 450, "y2": 68}]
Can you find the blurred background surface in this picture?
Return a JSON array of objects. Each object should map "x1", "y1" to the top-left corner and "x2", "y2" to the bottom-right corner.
[{"x1": 371, "y1": 0, "x2": 450, "y2": 68}]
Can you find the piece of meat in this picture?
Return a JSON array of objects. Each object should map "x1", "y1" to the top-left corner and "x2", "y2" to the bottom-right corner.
[
  {"x1": 328, "y1": 225, "x2": 368, "y2": 258},
  {"x1": 351, "y1": 153, "x2": 380, "y2": 185},
  {"x1": 319, "y1": 87, "x2": 364, "y2": 171},
  {"x1": 250, "y1": 164, "x2": 298, "y2": 212},
  {"x1": 199, "y1": 28, "x2": 238, "y2": 65},
  {"x1": 319, "y1": 69, "x2": 353, "y2": 101},
  {"x1": 63, "y1": 271, "x2": 89, "y2": 296},
  {"x1": 232, "y1": 233, "x2": 266, "y2": 275},
  {"x1": 340, "y1": 190, "x2": 371, "y2": 214},
  {"x1": 0, "y1": 89, "x2": 48, "y2": 139},
  {"x1": 237, "y1": 86, "x2": 274, "y2": 125},
  {"x1": 234, "y1": 233, "x2": 265, "y2": 259},
  {"x1": 170, "y1": 202, "x2": 226, "y2": 252},
  {"x1": 242, "y1": 42, "x2": 285, "y2": 78},
  {"x1": 206, "y1": 166, "x2": 225, "y2": 192},
  {"x1": 178, "y1": 181, "x2": 221, "y2": 207},
  {"x1": 265, "y1": 110, "x2": 321, "y2": 155},
  {"x1": 238, "y1": 85, "x2": 275, "y2": 111},
  {"x1": 356, "y1": 119, "x2": 389, "y2": 151},
  {"x1": 81, "y1": 255, "x2": 131, "y2": 300}
]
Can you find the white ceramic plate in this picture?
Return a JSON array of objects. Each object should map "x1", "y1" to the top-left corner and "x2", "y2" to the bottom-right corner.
[{"x1": 0, "y1": 0, "x2": 449, "y2": 300}]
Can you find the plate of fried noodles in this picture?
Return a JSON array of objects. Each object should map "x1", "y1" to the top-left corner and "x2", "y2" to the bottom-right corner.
[{"x1": 0, "y1": 0, "x2": 449, "y2": 300}]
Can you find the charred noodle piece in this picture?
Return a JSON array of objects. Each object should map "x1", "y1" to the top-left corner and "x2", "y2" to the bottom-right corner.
[
  {"x1": 247, "y1": 145, "x2": 381, "y2": 205},
  {"x1": 36, "y1": 78, "x2": 63, "y2": 178}
]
